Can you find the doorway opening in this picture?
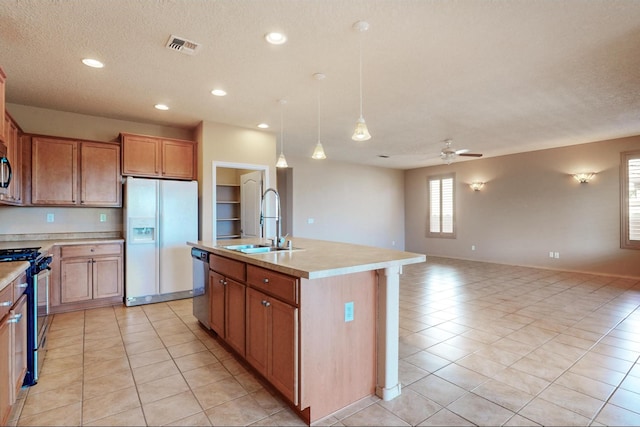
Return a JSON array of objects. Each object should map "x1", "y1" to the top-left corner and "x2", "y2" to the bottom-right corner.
[{"x1": 212, "y1": 162, "x2": 269, "y2": 241}]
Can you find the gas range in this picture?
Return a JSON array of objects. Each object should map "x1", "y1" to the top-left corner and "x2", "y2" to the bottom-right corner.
[{"x1": 0, "y1": 247, "x2": 43, "y2": 263}]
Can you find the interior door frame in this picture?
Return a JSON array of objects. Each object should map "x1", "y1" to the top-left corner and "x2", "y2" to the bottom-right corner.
[{"x1": 212, "y1": 161, "x2": 271, "y2": 241}]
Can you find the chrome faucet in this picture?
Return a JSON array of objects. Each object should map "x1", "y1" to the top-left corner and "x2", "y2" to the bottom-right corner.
[{"x1": 260, "y1": 188, "x2": 284, "y2": 248}]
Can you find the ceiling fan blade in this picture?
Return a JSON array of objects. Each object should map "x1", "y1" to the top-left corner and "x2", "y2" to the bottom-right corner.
[{"x1": 458, "y1": 153, "x2": 483, "y2": 157}]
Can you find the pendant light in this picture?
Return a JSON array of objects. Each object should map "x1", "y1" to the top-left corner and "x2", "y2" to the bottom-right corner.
[
  {"x1": 352, "y1": 20, "x2": 371, "y2": 141},
  {"x1": 312, "y1": 73, "x2": 327, "y2": 160},
  {"x1": 276, "y1": 99, "x2": 288, "y2": 168}
]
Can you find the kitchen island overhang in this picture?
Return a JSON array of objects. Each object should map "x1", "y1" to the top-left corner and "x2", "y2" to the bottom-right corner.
[{"x1": 188, "y1": 237, "x2": 426, "y2": 423}]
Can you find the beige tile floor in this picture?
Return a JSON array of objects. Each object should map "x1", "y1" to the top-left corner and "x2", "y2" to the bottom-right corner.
[{"x1": 8, "y1": 256, "x2": 640, "y2": 426}]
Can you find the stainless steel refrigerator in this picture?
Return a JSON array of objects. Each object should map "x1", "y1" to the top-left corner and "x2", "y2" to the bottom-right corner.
[{"x1": 124, "y1": 177, "x2": 198, "y2": 306}]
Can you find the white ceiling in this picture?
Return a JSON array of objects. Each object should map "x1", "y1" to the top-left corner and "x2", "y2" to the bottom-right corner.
[{"x1": 1, "y1": 0, "x2": 640, "y2": 170}]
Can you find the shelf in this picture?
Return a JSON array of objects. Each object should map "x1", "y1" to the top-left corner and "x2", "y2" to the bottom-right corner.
[
  {"x1": 217, "y1": 218, "x2": 240, "y2": 221},
  {"x1": 217, "y1": 234, "x2": 241, "y2": 239},
  {"x1": 217, "y1": 200, "x2": 240, "y2": 204},
  {"x1": 217, "y1": 184, "x2": 240, "y2": 187}
]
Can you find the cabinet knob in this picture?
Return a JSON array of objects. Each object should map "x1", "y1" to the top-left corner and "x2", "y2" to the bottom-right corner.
[
  {"x1": 263, "y1": 278, "x2": 269, "y2": 284},
  {"x1": 261, "y1": 300, "x2": 271, "y2": 307}
]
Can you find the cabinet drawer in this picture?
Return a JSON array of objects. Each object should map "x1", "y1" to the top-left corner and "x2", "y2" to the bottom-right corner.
[
  {"x1": 0, "y1": 285, "x2": 13, "y2": 320},
  {"x1": 61, "y1": 243, "x2": 122, "y2": 258},
  {"x1": 210, "y1": 254, "x2": 246, "y2": 282},
  {"x1": 247, "y1": 265, "x2": 298, "y2": 306}
]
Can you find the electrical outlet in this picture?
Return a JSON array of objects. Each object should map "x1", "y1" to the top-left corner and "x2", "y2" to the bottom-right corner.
[
  {"x1": 554, "y1": 252, "x2": 560, "y2": 259},
  {"x1": 307, "y1": 218, "x2": 315, "y2": 224},
  {"x1": 471, "y1": 245, "x2": 476, "y2": 251},
  {"x1": 46, "y1": 213, "x2": 54, "y2": 223},
  {"x1": 344, "y1": 301, "x2": 354, "y2": 322},
  {"x1": 549, "y1": 251, "x2": 554, "y2": 258},
  {"x1": 99, "y1": 213, "x2": 107, "y2": 222}
]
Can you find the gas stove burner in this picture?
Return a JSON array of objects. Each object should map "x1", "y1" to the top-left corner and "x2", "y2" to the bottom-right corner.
[{"x1": 0, "y1": 247, "x2": 42, "y2": 262}]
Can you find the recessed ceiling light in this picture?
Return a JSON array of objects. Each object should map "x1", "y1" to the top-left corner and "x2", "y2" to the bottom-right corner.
[
  {"x1": 211, "y1": 89, "x2": 227, "y2": 97},
  {"x1": 154, "y1": 104, "x2": 169, "y2": 111},
  {"x1": 257, "y1": 123, "x2": 269, "y2": 129},
  {"x1": 82, "y1": 58, "x2": 104, "y2": 68},
  {"x1": 264, "y1": 32, "x2": 287, "y2": 45}
]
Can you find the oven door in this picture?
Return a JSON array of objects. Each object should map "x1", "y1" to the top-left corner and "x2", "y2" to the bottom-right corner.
[{"x1": 36, "y1": 265, "x2": 51, "y2": 350}]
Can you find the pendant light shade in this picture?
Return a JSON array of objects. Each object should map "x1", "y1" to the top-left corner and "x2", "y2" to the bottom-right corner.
[
  {"x1": 312, "y1": 142, "x2": 326, "y2": 159},
  {"x1": 312, "y1": 73, "x2": 327, "y2": 160},
  {"x1": 352, "y1": 116, "x2": 371, "y2": 141},
  {"x1": 276, "y1": 99, "x2": 288, "y2": 168},
  {"x1": 352, "y1": 20, "x2": 371, "y2": 142}
]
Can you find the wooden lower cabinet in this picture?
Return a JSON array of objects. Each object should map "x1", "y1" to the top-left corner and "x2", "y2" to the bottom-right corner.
[
  {"x1": 225, "y1": 279, "x2": 246, "y2": 355},
  {"x1": 246, "y1": 287, "x2": 298, "y2": 405},
  {"x1": 0, "y1": 276, "x2": 29, "y2": 426},
  {"x1": 209, "y1": 269, "x2": 246, "y2": 356},
  {"x1": 0, "y1": 311, "x2": 11, "y2": 426},
  {"x1": 53, "y1": 243, "x2": 123, "y2": 313}
]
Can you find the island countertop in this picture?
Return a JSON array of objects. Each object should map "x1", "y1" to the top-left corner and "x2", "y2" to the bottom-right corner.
[{"x1": 188, "y1": 237, "x2": 426, "y2": 279}]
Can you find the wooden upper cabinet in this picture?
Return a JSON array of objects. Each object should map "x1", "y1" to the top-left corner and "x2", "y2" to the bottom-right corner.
[
  {"x1": 0, "y1": 113, "x2": 22, "y2": 205},
  {"x1": 31, "y1": 136, "x2": 77, "y2": 205},
  {"x1": 121, "y1": 133, "x2": 196, "y2": 180},
  {"x1": 80, "y1": 142, "x2": 121, "y2": 206},
  {"x1": 0, "y1": 67, "x2": 6, "y2": 145},
  {"x1": 121, "y1": 134, "x2": 160, "y2": 177},
  {"x1": 31, "y1": 135, "x2": 121, "y2": 207}
]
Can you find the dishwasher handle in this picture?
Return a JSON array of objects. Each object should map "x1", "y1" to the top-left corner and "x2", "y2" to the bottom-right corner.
[{"x1": 191, "y1": 248, "x2": 209, "y2": 262}]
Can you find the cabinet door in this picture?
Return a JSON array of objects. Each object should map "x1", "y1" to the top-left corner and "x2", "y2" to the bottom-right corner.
[
  {"x1": 0, "y1": 67, "x2": 5, "y2": 144},
  {"x1": 93, "y1": 256, "x2": 122, "y2": 299},
  {"x1": 10, "y1": 295, "x2": 27, "y2": 401},
  {"x1": 80, "y1": 142, "x2": 121, "y2": 206},
  {"x1": 1, "y1": 115, "x2": 20, "y2": 204},
  {"x1": 161, "y1": 139, "x2": 195, "y2": 180},
  {"x1": 122, "y1": 135, "x2": 160, "y2": 177},
  {"x1": 245, "y1": 288, "x2": 269, "y2": 376},
  {"x1": 0, "y1": 315, "x2": 10, "y2": 426},
  {"x1": 225, "y1": 278, "x2": 246, "y2": 356},
  {"x1": 209, "y1": 270, "x2": 226, "y2": 337},
  {"x1": 31, "y1": 137, "x2": 78, "y2": 205},
  {"x1": 60, "y1": 258, "x2": 92, "y2": 303},
  {"x1": 268, "y1": 297, "x2": 298, "y2": 404}
]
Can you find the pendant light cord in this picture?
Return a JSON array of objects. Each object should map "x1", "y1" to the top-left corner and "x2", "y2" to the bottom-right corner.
[
  {"x1": 358, "y1": 31, "x2": 363, "y2": 118},
  {"x1": 280, "y1": 103, "x2": 284, "y2": 153}
]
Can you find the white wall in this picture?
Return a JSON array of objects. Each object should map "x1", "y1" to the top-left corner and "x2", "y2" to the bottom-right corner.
[
  {"x1": 197, "y1": 121, "x2": 276, "y2": 242},
  {"x1": 285, "y1": 156, "x2": 406, "y2": 249},
  {"x1": 405, "y1": 135, "x2": 640, "y2": 278}
]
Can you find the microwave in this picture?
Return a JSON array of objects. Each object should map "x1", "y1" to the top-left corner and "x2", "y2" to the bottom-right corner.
[{"x1": 0, "y1": 142, "x2": 11, "y2": 196}]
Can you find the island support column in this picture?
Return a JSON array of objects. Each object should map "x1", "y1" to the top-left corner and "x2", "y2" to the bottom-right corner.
[{"x1": 376, "y1": 265, "x2": 402, "y2": 400}]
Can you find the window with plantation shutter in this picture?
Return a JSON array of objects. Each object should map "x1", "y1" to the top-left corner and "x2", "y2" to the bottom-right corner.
[
  {"x1": 428, "y1": 173, "x2": 456, "y2": 238},
  {"x1": 621, "y1": 150, "x2": 640, "y2": 249}
]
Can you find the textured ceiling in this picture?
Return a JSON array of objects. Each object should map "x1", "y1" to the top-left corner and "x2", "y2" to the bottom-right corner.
[{"x1": 1, "y1": 0, "x2": 640, "y2": 169}]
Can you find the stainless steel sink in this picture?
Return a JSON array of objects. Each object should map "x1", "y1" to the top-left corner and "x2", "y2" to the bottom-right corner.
[{"x1": 221, "y1": 244, "x2": 296, "y2": 254}]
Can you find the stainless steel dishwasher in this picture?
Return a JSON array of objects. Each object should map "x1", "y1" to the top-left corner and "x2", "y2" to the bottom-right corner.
[{"x1": 191, "y1": 248, "x2": 210, "y2": 328}]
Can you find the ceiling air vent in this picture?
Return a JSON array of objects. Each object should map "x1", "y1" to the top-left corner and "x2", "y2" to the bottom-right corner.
[{"x1": 165, "y1": 35, "x2": 201, "y2": 55}]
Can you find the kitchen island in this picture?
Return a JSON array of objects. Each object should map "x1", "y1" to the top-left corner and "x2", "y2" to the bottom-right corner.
[{"x1": 188, "y1": 237, "x2": 425, "y2": 424}]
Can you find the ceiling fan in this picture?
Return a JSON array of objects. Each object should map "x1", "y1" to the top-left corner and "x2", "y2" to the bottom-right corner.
[{"x1": 440, "y1": 139, "x2": 483, "y2": 164}]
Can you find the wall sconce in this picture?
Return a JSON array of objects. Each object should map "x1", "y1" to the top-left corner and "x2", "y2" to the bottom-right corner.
[
  {"x1": 573, "y1": 173, "x2": 595, "y2": 184},
  {"x1": 470, "y1": 182, "x2": 485, "y2": 191}
]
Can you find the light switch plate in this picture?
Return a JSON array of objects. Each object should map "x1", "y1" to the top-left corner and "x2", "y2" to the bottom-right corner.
[
  {"x1": 344, "y1": 301, "x2": 354, "y2": 322},
  {"x1": 46, "y1": 213, "x2": 54, "y2": 223},
  {"x1": 100, "y1": 213, "x2": 107, "y2": 222}
]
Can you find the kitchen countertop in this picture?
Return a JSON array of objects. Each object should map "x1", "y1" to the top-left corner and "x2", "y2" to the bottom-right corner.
[
  {"x1": 189, "y1": 237, "x2": 426, "y2": 279},
  {"x1": 0, "y1": 236, "x2": 124, "y2": 292}
]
